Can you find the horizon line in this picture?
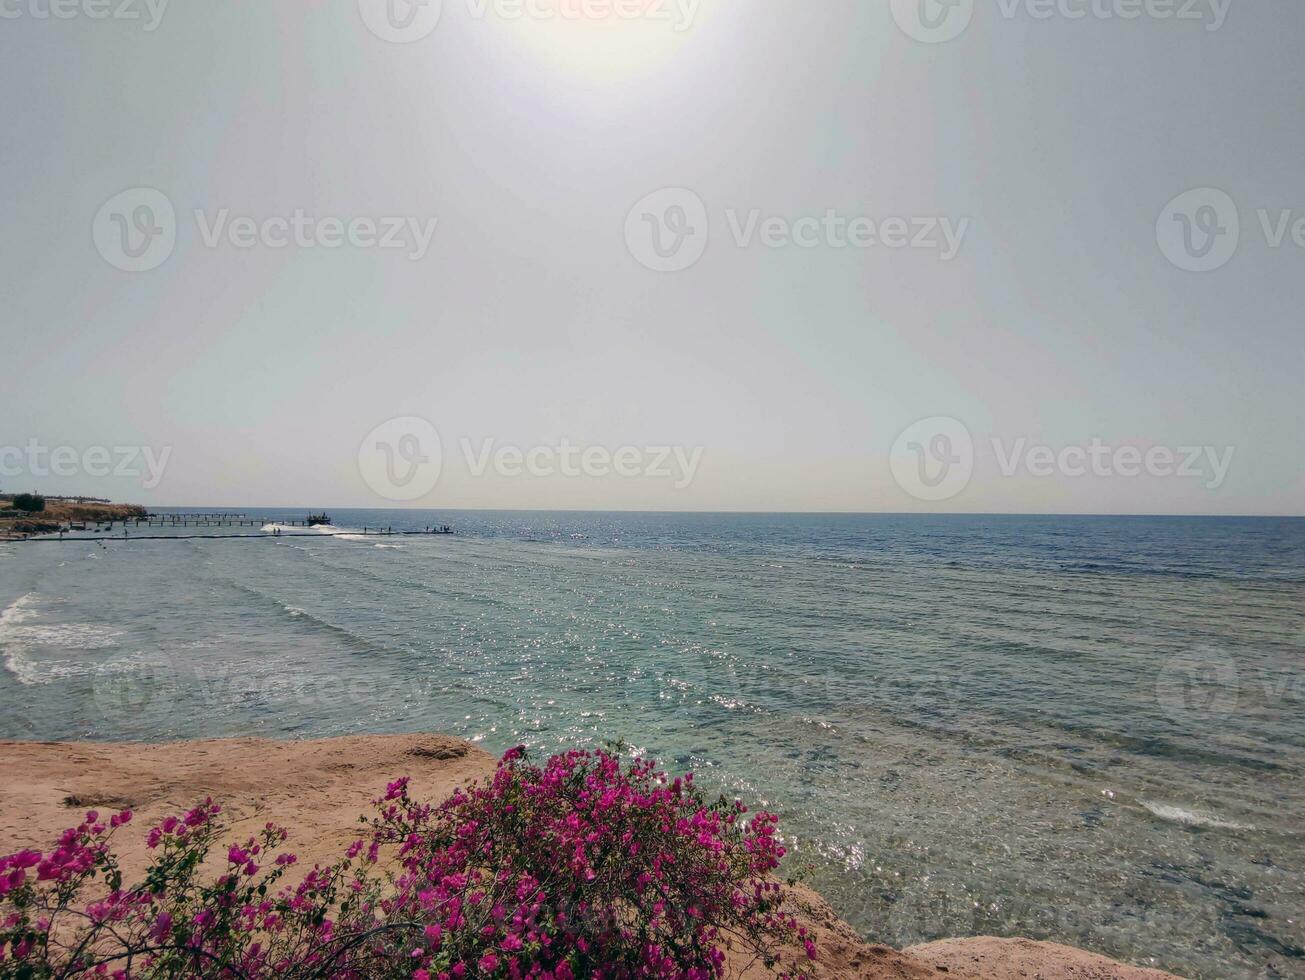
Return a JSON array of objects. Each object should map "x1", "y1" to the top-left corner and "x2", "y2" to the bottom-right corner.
[{"x1": 129, "y1": 505, "x2": 1305, "y2": 520}]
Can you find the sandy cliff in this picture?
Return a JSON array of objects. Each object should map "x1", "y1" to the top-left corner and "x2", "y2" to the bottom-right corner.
[{"x1": 0, "y1": 735, "x2": 1183, "y2": 979}]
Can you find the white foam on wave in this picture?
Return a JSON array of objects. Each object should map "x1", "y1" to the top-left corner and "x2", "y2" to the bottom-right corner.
[
  {"x1": 14, "y1": 623, "x2": 123, "y2": 650},
  {"x1": 333, "y1": 533, "x2": 402, "y2": 546},
  {"x1": 0, "y1": 592, "x2": 125, "y2": 685},
  {"x1": 0, "y1": 593, "x2": 41, "y2": 682},
  {"x1": 264, "y1": 525, "x2": 396, "y2": 545},
  {"x1": 1140, "y1": 800, "x2": 1253, "y2": 831},
  {"x1": 0, "y1": 593, "x2": 39, "y2": 630},
  {"x1": 20, "y1": 650, "x2": 154, "y2": 684},
  {"x1": 262, "y1": 523, "x2": 342, "y2": 535},
  {"x1": 0, "y1": 589, "x2": 38, "y2": 621}
]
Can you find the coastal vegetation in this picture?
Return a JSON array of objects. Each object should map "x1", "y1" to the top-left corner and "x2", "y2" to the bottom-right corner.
[
  {"x1": 0, "y1": 745, "x2": 811, "y2": 979},
  {"x1": 9, "y1": 494, "x2": 44, "y2": 514}
]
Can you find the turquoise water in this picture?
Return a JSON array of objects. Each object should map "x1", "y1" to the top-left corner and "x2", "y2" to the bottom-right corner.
[{"x1": 1, "y1": 511, "x2": 1303, "y2": 978}]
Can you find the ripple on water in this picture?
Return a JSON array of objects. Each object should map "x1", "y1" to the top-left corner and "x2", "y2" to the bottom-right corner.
[{"x1": 1138, "y1": 800, "x2": 1255, "y2": 831}]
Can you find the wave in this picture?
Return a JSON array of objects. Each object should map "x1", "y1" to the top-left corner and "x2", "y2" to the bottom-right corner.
[
  {"x1": 0, "y1": 593, "x2": 42, "y2": 684},
  {"x1": 9, "y1": 622, "x2": 123, "y2": 650},
  {"x1": 0, "y1": 593, "x2": 125, "y2": 685},
  {"x1": 262, "y1": 523, "x2": 345, "y2": 536},
  {"x1": 0, "y1": 592, "x2": 38, "y2": 628},
  {"x1": 1139, "y1": 800, "x2": 1253, "y2": 831},
  {"x1": 218, "y1": 581, "x2": 384, "y2": 655},
  {"x1": 262, "y1": 525, "x2": 399, "y2": 547}
]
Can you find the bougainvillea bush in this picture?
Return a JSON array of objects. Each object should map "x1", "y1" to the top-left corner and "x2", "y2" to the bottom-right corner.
[{"x1": 0, "y1": 746, "x2": 815, "y2": 978}]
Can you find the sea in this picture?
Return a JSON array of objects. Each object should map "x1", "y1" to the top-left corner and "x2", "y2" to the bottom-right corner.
[{"x1": 1, "y1": 510, "x2": 1302, "y2": 979}]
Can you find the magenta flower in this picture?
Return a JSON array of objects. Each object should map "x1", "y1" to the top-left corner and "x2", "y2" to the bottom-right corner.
[{"x1": 0, "y1": 745, "x2": 810, "y2": 978}]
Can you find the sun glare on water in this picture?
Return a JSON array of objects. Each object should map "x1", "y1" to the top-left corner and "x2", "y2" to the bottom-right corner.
[{"x1": 482, "y1": 0, "x2": 717, "y2": 79}]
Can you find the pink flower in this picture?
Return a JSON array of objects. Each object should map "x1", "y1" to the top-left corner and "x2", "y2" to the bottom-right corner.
[
  {"x1": 0, "y1": 745, "x2": 802, "y2": 977},
  {"x1": 6, "y1": 850, "x2": 41, "y2": 870},
  {"x1": 0, "y1": 869, "x2": 26, "y2": 895},
  {"x1": 149, "y1": 912, "x2": 173, "y2": 942}
]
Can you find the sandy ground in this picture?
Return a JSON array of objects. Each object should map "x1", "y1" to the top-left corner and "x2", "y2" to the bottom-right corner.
[
  {"x1": 0, "y1": 734, "x2": 1184, "y2": 979},
  {"x1": 0, "y1": 733, "x2": 488, "y2": 878}
]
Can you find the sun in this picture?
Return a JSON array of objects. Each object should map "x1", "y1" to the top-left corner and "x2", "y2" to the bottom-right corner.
[{"x1": 482, "y1": 0, "x2": 720, "y2": 80}]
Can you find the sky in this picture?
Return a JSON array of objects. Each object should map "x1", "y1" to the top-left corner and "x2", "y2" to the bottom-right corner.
[{"x1": 1, "y1": 0, "x2": 1302, "y2": 515}]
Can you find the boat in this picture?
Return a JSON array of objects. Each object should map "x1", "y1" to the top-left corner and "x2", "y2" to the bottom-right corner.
[{"x1": 306, "y1": 513, "x2": 332, "y2": 527}]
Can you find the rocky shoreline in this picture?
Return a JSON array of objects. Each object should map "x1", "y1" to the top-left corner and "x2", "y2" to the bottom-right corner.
[
  {"x1": 0, "y1": 500, "x2": 147, "y2": 539},
  {"x1": 0, "y1": 734, "x2": 1184, "y2": 979}
]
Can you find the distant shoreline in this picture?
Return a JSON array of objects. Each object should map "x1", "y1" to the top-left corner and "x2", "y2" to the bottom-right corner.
[
  {"x1": 115, "y1": 506, "x2": 1305, "y2": 519},
  {"x1": 0, "y1": 499, "x2": 147, "y2": 540}
]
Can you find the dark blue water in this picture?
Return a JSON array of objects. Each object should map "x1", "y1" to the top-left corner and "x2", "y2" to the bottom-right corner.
[{"x1": 2, "y1": 511, "x2": 1303, "y2": 978}]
